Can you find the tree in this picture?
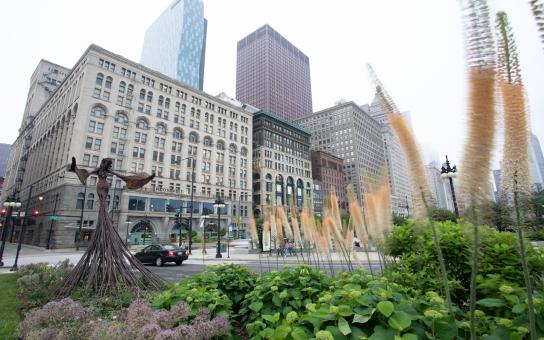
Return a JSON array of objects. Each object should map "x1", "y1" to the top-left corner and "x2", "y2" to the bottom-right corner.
[{"x1": 431, "y1": 208, "x2": 456, "y2": 222}]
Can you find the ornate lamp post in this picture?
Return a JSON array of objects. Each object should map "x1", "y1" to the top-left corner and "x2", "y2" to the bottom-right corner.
[
  {"x1": 214, "y1": 196, "x2": 225, "y2": 258},
  {"x1": 0, "y1": 194, "x2": 21, "y2": 267},
  {"x1": 440, "y1": 155, "x2": 459, "y2": 219},
  {"x1": 125, "y1": 221, "x2": 132, "y2": 247}
]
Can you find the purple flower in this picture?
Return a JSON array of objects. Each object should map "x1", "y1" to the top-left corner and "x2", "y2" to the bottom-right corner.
[
  {"x1": 170, "y1": 302, "x2": 190, "y2": 322},
  {"x1": 153, "y1": 309, "x2": 174, "y2": 329},
  {"x1": 126, "y1": 299, "x2": 153, "y2": 329},
  {"x1": 175, "y1": 325, "x2": 199, "y2": 339},
  {"x1": 137, "y1": 322, "x2": 161, "y2": 340},
  {"x1": 154, "y1": 329, "x2": 179, "y2": 340}
]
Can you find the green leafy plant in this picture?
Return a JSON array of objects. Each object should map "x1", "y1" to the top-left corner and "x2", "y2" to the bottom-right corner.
[
  {"x1": 151, "y1": 279, "x2": 232, "y2": 318},
  {"x1": 192, "y1": 264, "x2": 256, "y2": 309}
]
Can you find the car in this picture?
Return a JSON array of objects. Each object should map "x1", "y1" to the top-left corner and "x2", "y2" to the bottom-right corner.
[{"x1": 134, "y1": 244, "x2": 189, "y2": 266}]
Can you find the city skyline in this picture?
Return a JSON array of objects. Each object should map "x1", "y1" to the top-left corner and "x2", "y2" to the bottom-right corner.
[{"x1": 2, "y1": 1, "x2": 544, "y2": 168}]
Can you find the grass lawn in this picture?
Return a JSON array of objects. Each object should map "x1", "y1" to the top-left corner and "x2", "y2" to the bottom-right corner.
[{"x1": 0, "y1": 274, "x2": 19, "y2": 339}]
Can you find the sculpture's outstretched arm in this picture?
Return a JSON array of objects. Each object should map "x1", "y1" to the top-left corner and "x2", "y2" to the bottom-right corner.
[
  {"x1": 111, "y1": 171, "x2": 155, "y2": 190},
  {"x1": 68, "y1": 157, "x2": 97, "y2": 185}
]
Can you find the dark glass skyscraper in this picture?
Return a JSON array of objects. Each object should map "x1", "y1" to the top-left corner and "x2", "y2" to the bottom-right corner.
[
  {"x1": 141, "y1": 0, "x2": 207, "y2": 90},
  {"x1": 236, "y1": 24, "x2": 313, "y2": 122}
]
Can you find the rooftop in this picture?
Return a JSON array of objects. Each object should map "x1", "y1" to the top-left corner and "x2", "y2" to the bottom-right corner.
[{"x1": 254, "y1": 110, "x2": 311, "y2": 136}]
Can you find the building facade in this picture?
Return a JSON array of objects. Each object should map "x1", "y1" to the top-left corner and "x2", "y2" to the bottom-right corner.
[
  {"x1": 2, "y1": 44, "x2": 252, "y2": 248},
  {"x1": 529, "y1": 132, "x2": 544, "y2": 191},
  {"x1": 0, "y1": 144, "x2": 11, "y2": 178},
  {"x1": 310, "y1": 150, "x2": 346, "y2": 209},
  {"x1": 236, "y1": 24, "x2": 313, "y2": 122},
  {"x1": 296, "y1": 101, "x2": 386, "y2": 202},
  {"x1": 367, "y1": 96, "x2": 413, "y2": 216},
  {"x1": 252, "y1": 111, "x2": 313, "y2": 217},
  {"x1": 141, "y1": 0, "x2": 207, "y2": 90}
]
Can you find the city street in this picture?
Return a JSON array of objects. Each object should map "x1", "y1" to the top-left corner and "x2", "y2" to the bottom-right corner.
[{"x1": 0, "y1": 242, "x2": 383, "y2": 280}]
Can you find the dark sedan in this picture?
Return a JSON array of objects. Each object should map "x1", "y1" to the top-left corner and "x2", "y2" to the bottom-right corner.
[{"x1": 134, "y1": 244, "x2": 189, "y2": 266}]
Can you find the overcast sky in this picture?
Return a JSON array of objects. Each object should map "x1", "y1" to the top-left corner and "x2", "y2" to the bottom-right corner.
[{"x1": 1, "y1": 0, "x2": 543, "y2": 169}]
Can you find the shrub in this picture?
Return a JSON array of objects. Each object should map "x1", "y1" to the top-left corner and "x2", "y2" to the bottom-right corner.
[
  {"x1": 151, "y1": 280, "x2": 232, "y2": 317},
  {"x1": 192, "y1": 264, "x2": 256, "y2": 308},
  {"x1": 19, "y1": 298, "x2": 231, "y2": 340},
  {"x1": 17, "y1": 260, "x2": 72, "y2": 311},
  {"x1": 385, "y1": 220, "x2": 544, "y2": 304},
  {"x1": 240, "y1": 265, "x2": 332, "y2": 325}
]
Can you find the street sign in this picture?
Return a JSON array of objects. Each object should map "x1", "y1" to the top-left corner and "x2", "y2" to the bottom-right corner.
[{"x1": 50, "y1": 216, "x2": 61, "y2": 221}]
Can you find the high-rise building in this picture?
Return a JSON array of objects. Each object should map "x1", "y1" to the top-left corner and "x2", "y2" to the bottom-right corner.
[
  {"x1": 0, "y1": 144, "x2": 11, "y2": 178},
  {"x1": 3, "y1": 44, "x2": 253, "y2": 248},
  {"x1": 426, "y1": 161, "x2": 454, "y2": 211},
  {"x1": 529, "y1": 132, "x2": 544, "y2": 190},
  {"x1": 141, "y1": 0, "x2": 207, "y2": 90},
  {"x1": 252, "y1": 111, "x2": 313, "y2": 218},
  {"x1": 296, "y1": 101, "x2": 386, "y2": 202},
  {"x1": 310, "y1": 151, "x2": 346, "y2": 209},
  {"x1": 236, "y1": 24, "x2": 313, "y2": 122},
  {"x1": 367, "y1": 96, "x2": 413, "y2": 216}
]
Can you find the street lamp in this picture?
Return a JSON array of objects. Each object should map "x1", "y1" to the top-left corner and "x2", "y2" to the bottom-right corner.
[
  {"x1": 0, "y1": 194, "x2": 22, "y2": 267},
  {"x1": 214, "y1": 195, "x2": 225, "y2": 258},
  {"x1": 201, "y1": 215, "x2": 209, "y2": 254},
  {"x1": 11, "y1": 184, "x2": 34, "y2": 271},
  {"x1": 440, "y1": 155, "x2": 459, "y2": 219}
]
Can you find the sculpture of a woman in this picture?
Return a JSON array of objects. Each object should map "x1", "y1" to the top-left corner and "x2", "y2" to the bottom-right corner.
[{"x1": 58, "y1": 157, "x2": 164, "y2": 296}]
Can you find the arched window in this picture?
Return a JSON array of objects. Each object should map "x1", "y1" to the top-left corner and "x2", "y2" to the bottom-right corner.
[
  {"x1": 158, "y1": 95, "x2": 164, "y2": 106},
  {"x1": 76, "y1": 192, "x2": 84, "y2": 209},
  {"x1": 175, "y1": 101, "x2": 180, "y2": 112},
  {"x1": 156, "y1": 123, "x2": 167, "y2": 135},
  {"x1": 266, "y1": 173, "x2": 272, "y2": 180},
  {"x1": 95, "y1": 73, "x2": 104, "y2": 86},
  {"x1": 210, "y1": 114, "x2": 214, "y2": 123},
  {"x1": 118, "y1": 81, "x2": 126, "y2": 94},
  {"x1": 147, "y1": 91, "x2": 153, "y2": 102},
  {"x1": 229, "y1": 143, "x2": 237, "y2": 153},
  {"x1": 173, "y1": 128, "x2": 183, "y2": 140},
  {"x1": 106, "y1": 195, "x2": 111, "y2": 208},
  {"x1": 203, "y1": 136, "x2": 213, "y2": 147},
  {"x1": 196, "y1": 109, "x2": 201, "y2": 119},
  {"x1": 136, "y1": 118, "x2": 149, "y2": 129},
  {"x1": 87, "y1": 193, "x2": 95, "y2": 209},
  {"x1": 216, "y1": 140, "x2": 225, "y2": 150},
  {"x1": 105, "y1": 76, "x2": 113, "y2": 89},
  {"x1": 189, "y1": 132, "x2": 199, "y2": 143},
  {"x1": 240, "y1": 147, "x2": 248, "y2": 157},
  {"x1": 127, "y1": 84, "x2": 134, "y2": 97},
  {"x1": 115, "y1": 111, "x2": 129, "y2": 125},
  {"x1": 91, "y1": 105, "x2": 106, "y2": 118},
  {"x1": 181, "y1": 104, "x2": 186, "y2": 113},
  {"x1": 165, "y1": 98, "x2": 170, "y2": 109},
  {"x1": 139, "y1": 89, "x2": 146, "y2": 100}
]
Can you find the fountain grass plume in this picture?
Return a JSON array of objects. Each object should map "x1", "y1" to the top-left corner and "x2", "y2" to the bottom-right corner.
[
  {"x1": 347, "y1": 185, "x2": 368, "y2": 244},
  {"x1": 248, "y1": 216, "x2": 259, "y2": 250},
  {"x1": 290, "y1": 203, "x2": 303, "y2": 246},
  {"x1": 387, "y1": 112, "x2": 430, "y2": 221},
  {"x1": 529, "y1": 0, "x2": 544, "y2": 51},
  {"x1": 458, "y1": 1, "x2": 496, "y2": 338},
  {"x1": 496, "y1": 11, "x2": 536, "y2": 339}
]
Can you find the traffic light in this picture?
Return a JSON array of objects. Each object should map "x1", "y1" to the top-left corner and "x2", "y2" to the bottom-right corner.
[
  {"x1": 1, "y1": 208, "x2": 7, "y2": 216},
  {"x1": 32, "y1": 209, "x2": 40, "y2": 217}
]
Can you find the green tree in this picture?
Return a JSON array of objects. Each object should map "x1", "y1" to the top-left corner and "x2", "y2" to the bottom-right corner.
[{"x1": 431, "y1": 208, "x2": 456, "y2": 222}]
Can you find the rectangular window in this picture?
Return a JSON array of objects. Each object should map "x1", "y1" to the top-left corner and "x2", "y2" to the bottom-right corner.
[
  {"x1": 83, "y1": 154, "x2": 90, "y2": 166},
  {"x1": 91, "y1": 155, "x2": 99, "y2": 167},
  {"x1": 93, "y1": 139, "x2": 102, "y2": 151},
  {"x1": 128, "y1": 196, "x2": 146, "y2": 211}
]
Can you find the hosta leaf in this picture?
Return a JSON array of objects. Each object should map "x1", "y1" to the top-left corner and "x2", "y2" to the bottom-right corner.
[
  {"x1": 476, "y1": 298, "x2": 505, "y2": 307},
  {"x1": 291, "y1": 327, "x2": 308, "y2": 340},
  {"x1": 338, "y1": 305, "x2": 354, "y2": 317},
  {"x1": 338, "y1": 317, "x2": 352, "y2": 335},
  {"x1": 388, "y1": 311, "x2": 411, "y2": 331},
  {"x1": 512, "y1": 303, "x2": 526, "y2": 314},
  {"x1": 402, "y1": 334, "x2": 418, "y2": 340},
  {"x1": 377, "y1": 300, "x2": 395, "y2": 317},
  {"x1": 249, "y1": 301, "x2": 263, "y2": 312},
  {"x1": 353, "y1": 313, "x2": 372, "y2": 324}
]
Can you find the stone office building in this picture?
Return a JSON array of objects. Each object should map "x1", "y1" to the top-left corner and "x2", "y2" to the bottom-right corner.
[
  {"x1": 252, "y1": 111, "x2": 313, "y2": 217},
  {"x1": 2, "y1": 44, "x2": 253, "y2": 248}
]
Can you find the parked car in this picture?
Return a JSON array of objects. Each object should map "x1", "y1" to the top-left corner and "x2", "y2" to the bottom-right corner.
[{"x1": 134, "y1": 244, "x2": 189, "y2": 266}]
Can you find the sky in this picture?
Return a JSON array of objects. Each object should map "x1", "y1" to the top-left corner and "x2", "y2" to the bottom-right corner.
[{"x1": 1, "y1": 0, "x2": 543, "y2": 171}]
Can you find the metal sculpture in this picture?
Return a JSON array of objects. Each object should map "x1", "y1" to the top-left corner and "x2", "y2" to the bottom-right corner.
[{"x1": 57, "y1": 157, "x2": 164, "y2": 296}]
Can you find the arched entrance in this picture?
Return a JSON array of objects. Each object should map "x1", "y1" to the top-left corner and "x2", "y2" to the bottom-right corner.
[
  {"x1": 169, "y1": 218, "x2": 189, "y2": 245},
  {"x1": 129, "y1": 220, "x2": 157, "y2": 245}
]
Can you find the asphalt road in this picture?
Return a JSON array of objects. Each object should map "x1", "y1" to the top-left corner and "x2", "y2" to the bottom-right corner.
[{"x1": 148, "y1": 261, "x2": 383, "y2": 281}]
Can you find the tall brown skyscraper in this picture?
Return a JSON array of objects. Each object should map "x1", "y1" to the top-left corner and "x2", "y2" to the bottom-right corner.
[{"x1": 236, "y1": 24, "x2": 313, "y2": 122}]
